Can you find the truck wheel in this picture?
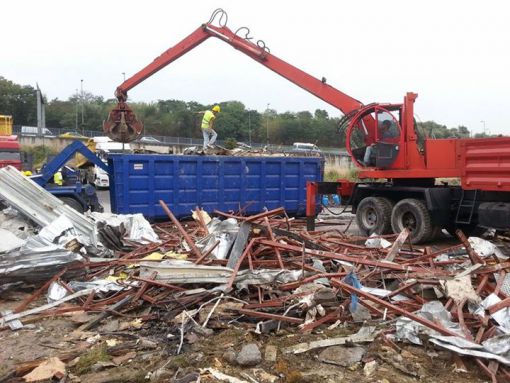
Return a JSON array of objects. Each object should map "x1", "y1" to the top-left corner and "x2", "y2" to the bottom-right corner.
[
  {"x1": 391, "y1": 198, "x2": 432, "y2": 244},
  {"x1": 59, "y1": 197, "x2": 84, "y2": 213},
  {"x1": 356, "y1": 197, "x2": 393, "y2": 235}
]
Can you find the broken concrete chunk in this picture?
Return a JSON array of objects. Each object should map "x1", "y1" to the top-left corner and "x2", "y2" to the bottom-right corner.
[
  {"x1": 318, "y1": 345, "x2": 366, "y2": 367},
  {"x1": 264, "y1": 344, "x2": 278, "y2": 362},
  {"x1": 236, "y1": 343, "x2": 262, "y2": 366}
]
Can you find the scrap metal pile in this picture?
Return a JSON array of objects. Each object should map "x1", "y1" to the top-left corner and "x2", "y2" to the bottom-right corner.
[{"x1": 1, "y1": 197, "x2": 510, "y2": 381}]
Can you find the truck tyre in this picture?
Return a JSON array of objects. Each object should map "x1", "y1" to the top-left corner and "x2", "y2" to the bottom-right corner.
[
  {"x1": 391, "y1": 198, "x2": 432, "y2": 244},
  {"x1": 356, "y1": 196, "x2": 393, "y2": 235},
  {"x1": 59, "y1": 197, "x2": 84, "y2": 213}
]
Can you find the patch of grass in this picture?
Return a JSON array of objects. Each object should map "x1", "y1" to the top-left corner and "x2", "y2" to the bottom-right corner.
[
  {"x1": 324, "y1": 164, "x2": 358, "y2": 182},
  {"x1": 167, "y1": 354, "x2": 191, "y2": 369},
  {"x1": 74, "y1": 344, "x2": 111, "y2": 375}
]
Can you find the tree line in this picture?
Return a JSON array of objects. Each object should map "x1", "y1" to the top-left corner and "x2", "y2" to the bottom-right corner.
[{"x1": 0, "y1": 76, "x2": 490, "y2": 147}]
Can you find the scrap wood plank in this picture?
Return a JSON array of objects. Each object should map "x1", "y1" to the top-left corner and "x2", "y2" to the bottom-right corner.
[{"x1": 385, "y1": 228, "x2": 409, "y2": 262}]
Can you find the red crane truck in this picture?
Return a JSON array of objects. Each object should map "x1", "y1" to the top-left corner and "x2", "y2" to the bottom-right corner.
[{"x1": 103, "y1": 9, "x2": 510, "y2": 243}]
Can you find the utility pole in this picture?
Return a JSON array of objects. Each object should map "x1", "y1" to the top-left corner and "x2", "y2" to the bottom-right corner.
[
  {"x1": 480, "y1": 120, "x2": 487, "y2": 136},
  {"x1": 248, "y1": 110, "x2": 252, "y2": 146},
  {"x1": 80, "y1": 79, "x2": 84, "y2": 134},
  {"x1": 122, "y1": 72, "x2": 126, "y2": 82},
  {"x1": 75, "y1": 89, "x2": 79, "y2": 131},
  {"x1": 266, "y1": 103, "x2": 270, "y2": 146}
]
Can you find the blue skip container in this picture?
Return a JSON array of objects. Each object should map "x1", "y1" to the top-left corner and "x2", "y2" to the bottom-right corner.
[{"x1": 108, "y1": 154, "x2": 324, "y2": 220}]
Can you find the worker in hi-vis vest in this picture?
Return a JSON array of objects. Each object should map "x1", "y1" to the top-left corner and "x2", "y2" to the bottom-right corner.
[
  {"x1": 54, "y1": 168, "x2": 63, "y2": 186},
  {"x1": 201, "y1": 105, "x2": 220, "y2": 149}
]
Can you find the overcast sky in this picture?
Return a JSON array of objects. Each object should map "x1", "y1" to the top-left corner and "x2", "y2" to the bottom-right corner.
[{"x1": 3, "y1": 0, "x2": 509, "y2": 135}]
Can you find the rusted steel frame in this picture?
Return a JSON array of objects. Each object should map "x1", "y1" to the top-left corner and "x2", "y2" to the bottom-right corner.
[
  {"x1": 479, "y1": 325, "x2": 498, "y2": 343},
  {"x1": 456, "y1": 298, "x2": 474, "y2": 340},
  {"x1": 257, "y1": 239, "x2": 423, "y2": 273},
  {"x1": 131, "y1": 276, "x2": 186, "y2": 291},
  {"x1": 500, "y1": 367, "x2": 510, "y2": 380},
  {"x1": 432, "y1": 259, "x2": 471, "y2": 266},
  {"x1": 227, "y1": 238, "x2": 256, "y2": 288},
  {"x1": 244, "y1": 292, "x2": 311, "y2": 309},
  {"x1": 332, "y1": 279, "x2": 462, "y2": 337},
  {"x1": 132, "y1": 272, "x2": 157, "y2": 301},
  {"x1": 264, "y1": 217, "x2": 285, "y2": 269},
  {"x1": 475, "y1": 358, "x2": 498, "y2": 383},
  {"x1": 159, "y1": 200, "x2": 202, "y2": 259},
  {"x1": 247, "y1": 251, "x2": 254, "y2": 270},
  {"x1": 83, "y1": 290, "x2": 96, "y2": 308},
  {"x1": 194, "y1": 240, "x2": 220, "y2": 265},
  {"x1": 120, "y1": 241, "x2": 161, "y2": 259},
  {"x1": 149, "y1": 288, "x2": 175, "y2": 303},
  {"x1": 86, "y1": 289, "x2": 133, "y2": 306},
  {"x1": 316, "y1": 237, "x2": 372, "y2": 250},
  {"x1": 237, "y1": 308, "x2": 303, "y2": 324},
  {"x1": 381, "y1": 271, "x2": 452, "y2": 279},
  {"x1": 484, "y1": 282, "x2": 510, "y2": 300},
  {"x1": 280, "y1": 272, "x2": 348, "y2": 291},
  {"x1": 487, "y1": 296, "x2": 510, "y2": 315},
  {"x1": 213, "y1": 207, "x2": 285, "y2": 222},
  {"x1": 475, "y1": 274, "x2": 490, "y2": 294},
  {"x1": 400, "y1": 244, "x2": 465, "y2": 265},
  {"x1": 14, "y1": 268, "x2": 68, "y2": 313},
  {"x1": 475, "y1": 326, "x2": 486, "y2": 344},
  {"x1": 456, "y1": 229, "x2": 485, "y2": 265},
  {"x1": 386, "y1": 280, "x2": 419, "y2": 299}
]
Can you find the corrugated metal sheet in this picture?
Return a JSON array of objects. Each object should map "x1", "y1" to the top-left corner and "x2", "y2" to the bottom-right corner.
[
  {"x1": 0, "y1": 166, "x2": 96, "y2": 244},
  {"x1": 461, "y1": 137, "x2": 510, "y2": 192},
  {"x1": 108, "y1": 154, "x2": 323, "y2": 220}
]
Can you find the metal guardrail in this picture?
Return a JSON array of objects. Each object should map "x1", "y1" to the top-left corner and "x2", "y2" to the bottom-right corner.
[{"x1": 13, "y1": 126, "x2": 349, "y2": 156}]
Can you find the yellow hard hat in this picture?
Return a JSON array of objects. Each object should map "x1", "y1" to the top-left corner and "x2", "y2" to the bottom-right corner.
[{"x1": 212, "y1": 105, "x2": 221, "y2": 113}]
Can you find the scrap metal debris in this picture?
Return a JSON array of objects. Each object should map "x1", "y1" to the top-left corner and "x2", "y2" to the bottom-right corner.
[{"x1": 1, "y1": 199, "x2": 510, "y2": 381}]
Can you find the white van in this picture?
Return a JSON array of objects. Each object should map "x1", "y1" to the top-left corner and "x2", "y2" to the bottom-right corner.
[
  {"x1": 21, "y1": 126, "x2": 56, "y2": 138},
  {"x1": 291, "y1": 142, "x2": 321, "y2": 153}
]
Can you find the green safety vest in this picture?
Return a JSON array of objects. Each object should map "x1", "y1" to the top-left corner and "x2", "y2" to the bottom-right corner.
[{"x1": 201, "y1": 110, "x2": 215, "y2": 129}]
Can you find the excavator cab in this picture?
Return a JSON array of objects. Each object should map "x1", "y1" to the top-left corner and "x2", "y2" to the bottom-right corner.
[{"x1": 347, "y1": 105, "x2": 402, "y2": 169}]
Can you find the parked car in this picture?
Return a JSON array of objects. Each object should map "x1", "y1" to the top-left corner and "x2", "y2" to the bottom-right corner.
[
  {"x1": 59, "y1": 131, "x2": 87, "y2": 139},
  {"x1": 21, "y1": 126, "x2": 55, "y2": 137},
  {"x1": 138, "y1": 136, "x2": 161, "y2": 144},
  {"x1": 285, "y1": 142, "x2": 322, "y2": 155}
]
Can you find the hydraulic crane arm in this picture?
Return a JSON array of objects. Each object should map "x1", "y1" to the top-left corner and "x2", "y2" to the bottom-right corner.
[{"x1": 104, "y1": 10, "x2": 364, "y2": 142}]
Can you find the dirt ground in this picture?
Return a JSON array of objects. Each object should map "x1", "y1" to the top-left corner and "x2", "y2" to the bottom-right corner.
[{"x1": 0, "y1": 290, "x2": 488, "y2": 383}]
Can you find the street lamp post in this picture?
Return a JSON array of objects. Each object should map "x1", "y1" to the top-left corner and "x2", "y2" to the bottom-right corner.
[{"x1": 122, "y1": 72, "x2": 126, "y2": 82}]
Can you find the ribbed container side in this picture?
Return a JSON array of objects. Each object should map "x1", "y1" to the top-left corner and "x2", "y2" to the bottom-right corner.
[{"x1": 108, "y1": 154, "x2": 323, "y2": 220}]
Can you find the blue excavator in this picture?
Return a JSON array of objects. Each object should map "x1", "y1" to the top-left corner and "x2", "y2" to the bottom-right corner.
[{"x1": 30, "y1": 140, "x2": 109, "y2": 212}]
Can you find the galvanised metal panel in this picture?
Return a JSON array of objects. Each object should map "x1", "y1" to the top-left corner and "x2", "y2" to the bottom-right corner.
[{"x1": 108, "y1": 154, "x2": 323, "y2": 220}]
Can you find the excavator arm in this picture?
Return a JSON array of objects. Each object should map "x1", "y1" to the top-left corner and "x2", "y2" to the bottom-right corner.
[{"x1": 104, "y1": 9, "x2": 364, "y2": 142}]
